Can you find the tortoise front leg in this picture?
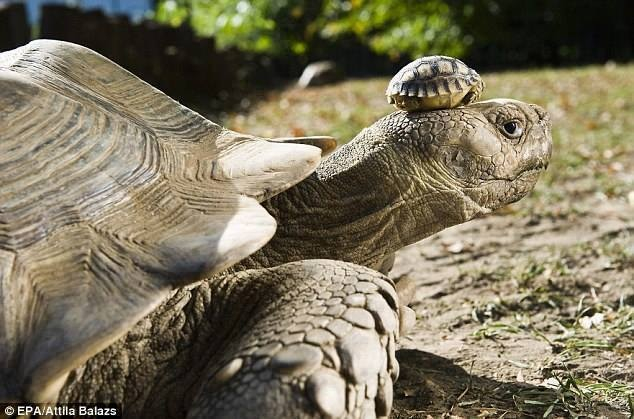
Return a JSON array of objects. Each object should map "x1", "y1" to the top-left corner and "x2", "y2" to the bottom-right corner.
[
  {"x1": 59, "y1": 260, "x2": 407, "y2": 418},
  {"x1": 189, "y1": 260, "x2": 404, "y2": 419}
]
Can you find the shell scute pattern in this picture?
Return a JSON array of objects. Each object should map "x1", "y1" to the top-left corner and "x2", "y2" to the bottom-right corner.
[
  {"x1": 386, "y1": 55, "x2": 485, "y2": 112},
  {"x1": 0, "y1": 39, "x2": 322, "y2": 402}
]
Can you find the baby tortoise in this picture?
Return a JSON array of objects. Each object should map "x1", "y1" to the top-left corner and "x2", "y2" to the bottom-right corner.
[{"x1": 386, "y1": 55, "x2": 485, "y2": 111}]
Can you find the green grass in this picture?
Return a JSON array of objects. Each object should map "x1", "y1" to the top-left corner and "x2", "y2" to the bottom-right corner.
[
  {"x1": 206, "y1": 62, "x2": 634, "y2": 418},
  {"x1": 209, "y1": 63, "x2": 634, "y2": 219},
  {"x1": 472, "y1": 320, "x2": 524, "y2": 340},
  {"x1": 513, "y1": 371, "x2": 634, "y2": 418},
  {"x1": 512, "y1": 372, "x2": 594, "y2": 418},
  {"x1": 461, "y1": 233, "x2": 633, "y2": 415}
]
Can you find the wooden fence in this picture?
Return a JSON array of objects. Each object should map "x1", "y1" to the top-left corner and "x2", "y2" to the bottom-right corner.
[{"x1": 0, "y1": 3, "x2": 279, "y2": 101}]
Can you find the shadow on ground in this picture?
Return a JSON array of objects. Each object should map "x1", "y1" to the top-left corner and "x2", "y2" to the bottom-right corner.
[{"x1": 392, "y1": 349, "x2": 625, "y2": 418}]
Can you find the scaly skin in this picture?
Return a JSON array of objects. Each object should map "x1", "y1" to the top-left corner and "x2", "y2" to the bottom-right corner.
[
  {"x1": 243, "y1": 99, "x2": 551, "y2": 271},
  {"x1": 58, "y1": 99, "x2": 551, "y2": 419},
  {"x1": 59, "y1": 261, "x2": 403, "y2": 419}
]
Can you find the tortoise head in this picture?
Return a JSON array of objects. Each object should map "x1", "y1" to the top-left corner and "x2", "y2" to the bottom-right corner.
[
  {"x1": 243, "y1": 98, "x2": 552, "y2": 271},
  {"x1": 315, "y1": 98, "x2": 552, "y2": 251},
  {"x1": 421, "y1": 98, "x2": 553, "y2": 214}
]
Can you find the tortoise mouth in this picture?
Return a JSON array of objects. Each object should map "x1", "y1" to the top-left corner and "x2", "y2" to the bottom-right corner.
[
  {"x1": 521, "y1": 159, "x2": 549, "y2": 174},
  {"x1": 509, "y1": 161, "x2": 548, "y2": 184},
  {"x1": 518, "y1": 166, "x2": 545, "y2": 179},
  {"x1": 475, "y1": 166, "x2": 545, "y2": 211},
  {"x1": 478, "y1": 159, "x2": 548, "y2": 183}
]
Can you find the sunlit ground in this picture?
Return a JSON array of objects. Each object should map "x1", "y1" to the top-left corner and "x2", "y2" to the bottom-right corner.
[
  {"x1": 213, "y1": 63, "x2": 634, "y2": 218},
  {"x1": 208, "y1": 63, "x2": 634, "y2": 416}
]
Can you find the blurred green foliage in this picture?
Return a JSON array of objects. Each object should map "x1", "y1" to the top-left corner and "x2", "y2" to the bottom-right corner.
[
  {"x1": 154, "y1": 0, "x2": 633, "y2": 75},
  {"x1": 154, "y1": 0, "x2": 466, "y2": 60},
  {"x1": 318, "y1": 0, "x2": 465, "y2": 59}
]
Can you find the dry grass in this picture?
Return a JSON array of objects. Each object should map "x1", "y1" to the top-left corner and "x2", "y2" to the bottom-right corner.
[
  {"x1": 208, "y1": 62, "x2": 634, "y2": 218},
  {"x1": 201, "y1": 63, "x2": 634, "y2": 417}
]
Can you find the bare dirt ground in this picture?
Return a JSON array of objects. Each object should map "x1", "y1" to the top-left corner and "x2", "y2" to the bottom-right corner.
[
  {"x1": 390, "y1": 192, "x2": 633, "y2": 418},
  {"x1": 211, "y1": 62, "x2": 634, "y2": 418}
]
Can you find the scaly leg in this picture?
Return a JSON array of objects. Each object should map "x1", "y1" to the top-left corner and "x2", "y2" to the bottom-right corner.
[
  {"x1": 59, "y1": 260, "x2": 406, "y2": 419},
  {"x1": 189, "y1": 260, "x2": 403, "y2": 418}
]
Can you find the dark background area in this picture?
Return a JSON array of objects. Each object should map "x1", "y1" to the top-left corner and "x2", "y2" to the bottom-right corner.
[{"x1": 1, "y1": 1, "x2": 632, "y2": 103}]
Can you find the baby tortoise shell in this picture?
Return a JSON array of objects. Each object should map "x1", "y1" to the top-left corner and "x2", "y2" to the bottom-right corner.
[{"x1": 386, "y1": 55, "x2": 485, "y2": 111}]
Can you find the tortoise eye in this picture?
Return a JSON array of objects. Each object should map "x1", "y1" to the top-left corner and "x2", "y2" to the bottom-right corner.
[{"x1": 501, "y1": 120, "x2": 523, "y2": 138}]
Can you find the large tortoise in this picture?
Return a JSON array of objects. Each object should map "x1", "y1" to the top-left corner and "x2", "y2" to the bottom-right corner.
[{"x1": 0, "y1": 41, "x2": 552, "y2": 418}]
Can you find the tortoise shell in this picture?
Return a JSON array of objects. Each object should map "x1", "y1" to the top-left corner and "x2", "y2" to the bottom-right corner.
[
  {"x1": 386, "y1": 55, "x2": 485, "y2": 112},
  {"x1": 0, "y1": 40, "x2": 328, "y2": 401}
]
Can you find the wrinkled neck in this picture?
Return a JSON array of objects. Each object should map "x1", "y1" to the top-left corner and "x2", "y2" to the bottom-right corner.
[
  {"x1": 243, "y1": 134, "x2": 413, "y2": 270},
  {"x1": 240, "y1": 121, "x2": 489, "y2": 271},
  {"x1": 234, "y1": 135, "x2": 394, "y2": 270}
]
